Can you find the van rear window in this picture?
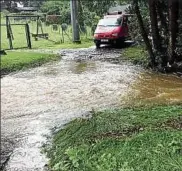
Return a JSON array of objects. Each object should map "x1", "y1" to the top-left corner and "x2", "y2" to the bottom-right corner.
[{"x1": 98, "y1": 18, "x2": 122, "y2": 26}]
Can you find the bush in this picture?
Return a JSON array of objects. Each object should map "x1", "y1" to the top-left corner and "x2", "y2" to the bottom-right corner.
[
  {"x1": 46, "y1": 15, "x2": 61, "y2": 25},
  {"x1": 41, "y1": 1, "x2": 71, "y2": 25}
]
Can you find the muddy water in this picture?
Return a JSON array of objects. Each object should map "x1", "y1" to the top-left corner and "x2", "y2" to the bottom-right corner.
[
  {"x1": 1, "y1": 47, "x2": 182, "y2": 171},
  {"x1": 123, "y1": 72, "x2": 182, "y2": 106}
]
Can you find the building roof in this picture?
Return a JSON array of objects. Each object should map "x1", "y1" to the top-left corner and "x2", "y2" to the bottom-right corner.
[{"x1": 14, "y1": 7, "x2": 38, "y2": 12}]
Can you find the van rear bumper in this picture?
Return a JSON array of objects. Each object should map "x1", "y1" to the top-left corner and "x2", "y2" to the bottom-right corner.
[{"x1": 94, "y1": 37, "x2": 125, "y2": 45}]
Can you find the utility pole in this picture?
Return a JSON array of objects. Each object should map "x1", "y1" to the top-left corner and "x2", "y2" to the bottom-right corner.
[{"x1": 70, "y1": 0, "x2": 81, "y2": 43}]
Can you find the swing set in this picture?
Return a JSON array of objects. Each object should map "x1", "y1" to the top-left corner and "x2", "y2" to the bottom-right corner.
[{"x1": 2, "y1": 15, "x2": 49, "y2": 49}]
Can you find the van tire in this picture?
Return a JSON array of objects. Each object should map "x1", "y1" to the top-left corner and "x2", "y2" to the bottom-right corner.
[
  {"x1": 96, "y1": 42, "x2": 100, "y2": 48},
  {"x1": 116, "y1": 39, "x2": 125, "y2": 48}
]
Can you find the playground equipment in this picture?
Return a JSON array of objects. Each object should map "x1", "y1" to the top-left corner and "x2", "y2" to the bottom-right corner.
[
  {"x1": 2, "y1": 13, "x2": 77, "y2": 49},
  {"x1": 61, "y1": 23, "x2": 69, "y2": 43},
  {"x1": 30, "y1": 15, "x2": 49, "y2": 41},
  {"x1": 4, "y1": 14, "x2": 49, "y2": 49},
  {"x1": 2, "y1": 15, "x2": 32, "y2": 49},
  {"x1": 51, "y1": 22, "x2": 70, "y2": 43}
]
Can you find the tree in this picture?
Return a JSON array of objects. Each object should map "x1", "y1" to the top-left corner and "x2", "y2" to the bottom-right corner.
[
  {"x1": 148, "y1": 0, "x2": 162, "y2": 52},
  {"x1": 129, "y1": 0, "x2": 181, "y2": 70},
  {"x1": 78, "y1": 0, "x2": 85, "y2": 32},
  {"x1": 156, "y1": 0, "x2": 168, "y2": 39},
  {"x1": 81, "y1": 0, "x2": 117, "y2": 17},
  {"x1": 132, "y1": 0, "x2": 155, "y2": 67},
  {"x1": 168, "y1": 0, "x2": 179, "y2": 65},
  {"x1": 41, "y1": 1, "x2": 71, "y2": 24},
  {"x1": 1, "y1": 0, "x2": 20, "y2": 11}
]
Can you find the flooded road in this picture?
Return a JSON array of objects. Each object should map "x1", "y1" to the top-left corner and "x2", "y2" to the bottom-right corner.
[{"x1": 1, "y1": 47, "x2": 182, "y2": 171}]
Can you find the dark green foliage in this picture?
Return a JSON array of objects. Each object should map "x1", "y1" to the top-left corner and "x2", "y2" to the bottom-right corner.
[
  {"x1": 126, "y1": 4, "x2": 149, "y2": 43},
  {"x1": 40, "y1": 0, "x2": 126, "y2": 29},
  {"x1": 41, "y1": 1, "x2": 71, "y2": 24},
  {"x1": 127, "y1": 0, "x2": 182, "y2": 69}
]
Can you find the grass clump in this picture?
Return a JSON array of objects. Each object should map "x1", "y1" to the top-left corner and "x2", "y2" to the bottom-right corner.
[
  {"x1": 1, "y1": 51, "x2": 60, "y2": 75},
  {"x1": 123, "y1": 45, "x2": 148, "y2": 67},
  {"x1": 45, "y1": 105, "x2": 182, "y2": 171}
]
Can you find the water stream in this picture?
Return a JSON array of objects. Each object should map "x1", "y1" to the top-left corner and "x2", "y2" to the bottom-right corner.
[{"x1": 1, "y1": 47, "x2": 182, "y2": 171}]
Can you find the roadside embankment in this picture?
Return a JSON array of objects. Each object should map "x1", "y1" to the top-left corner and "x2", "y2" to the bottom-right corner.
[
  {"x1": 122, "y1": 45, "x2": 148, "y2": 67},
  {"x1": 123, "y1": 45, "x2": 182, "y2": 76}
]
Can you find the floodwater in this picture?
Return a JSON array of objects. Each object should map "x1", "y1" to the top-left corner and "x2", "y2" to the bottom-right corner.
[
  {"x1": 123, "y1": 72, "x2": 182, "y2": 106},
  {"x1": 1, "y1": 46, "x2": 182, "y2": 171}
]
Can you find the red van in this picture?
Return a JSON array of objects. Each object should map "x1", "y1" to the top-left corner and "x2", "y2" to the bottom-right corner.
[{"x1": 94, "y1": 11, "x2": 129, "y2": 48}]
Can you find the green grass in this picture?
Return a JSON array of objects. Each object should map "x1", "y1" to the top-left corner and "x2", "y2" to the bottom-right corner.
[
  {"x1": 47, "y1": 39, "x2": 94, "y2": 49},
  {"x1": 123, "y1": 45, "x2": 149, "y2": 67},
  {"x1": 45, "y1": 105, "x2": 182, "y2": 171},
  {"x1": 1, "y1": 19, "x2": 94, "y2": 50},
  {"x1": 1, "y1": 51, "x2": 60, "y2": 75}
]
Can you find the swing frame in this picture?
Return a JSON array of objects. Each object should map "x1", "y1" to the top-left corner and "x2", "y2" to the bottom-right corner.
[
  {"x1": 6, "y1": 15, "x2": 49, "y2": 42},
  {"x1": 3, "y1": 15, "x2": 32, "y2": 49}
]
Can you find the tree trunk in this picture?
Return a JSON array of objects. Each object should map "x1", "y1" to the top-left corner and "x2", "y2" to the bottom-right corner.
[
  {"x1": 156, "y1": 0, "x2": 168, "y2": 38},
  {"x1": 148, "y1": 0, "x2": 162, "y2": 52},
  {"x1": 133, "y1": 0, "x2": 155, "y2": 67},
  {"x1": 168, "y1": 0, "x2": 179, "y2": 65}
]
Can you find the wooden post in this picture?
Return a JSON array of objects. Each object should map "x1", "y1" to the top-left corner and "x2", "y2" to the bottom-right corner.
[
  {"x1": 36, "y1": 16, "x2": 39, "y2": 35},
  {"x1": 34, "y1": 16, "x2": 39, "y2": 41},
  {"x1": 8, "y1": 16, "x2": 14, "y2": 40},
  {"x1": 40, "y1": 20, "x2": 44, "y2": 34},
  {"x1": 6, "y1": 16, "x2": 8, "y2": 38},
  {"x1": 25, "y1": 24, "x2": 32, "y2": 49},
  {"x1": 62, "y1": 27, "x2": 64, "y2": 43},
  {"x1": 6, "y1": 16, "x2": 13, "y2": 49}
]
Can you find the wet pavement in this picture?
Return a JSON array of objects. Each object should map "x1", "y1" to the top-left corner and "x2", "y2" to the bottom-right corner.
[{"x1": 1, "y1": 46, "x2": 182, "y2": 171}]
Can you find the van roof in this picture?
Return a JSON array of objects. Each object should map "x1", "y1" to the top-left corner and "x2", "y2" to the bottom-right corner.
[
  {"x1": 104, "y1": 13, "x2": 133, "y2": 19},
  {"x1": 104, "y1": 14, "x2": 123, "y2": 19},
  {"x1": 107, "y1": 11, "x2": 122, "y2": 15}
]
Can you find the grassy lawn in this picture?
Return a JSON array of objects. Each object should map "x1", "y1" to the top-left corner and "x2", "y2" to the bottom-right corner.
[
  {"x1": 45, "y1": 105, "x2": 182, "y2": 171},
  {"x1": 1, "y1": 19, "x2": 94, "y2": 50},
  {"x1": 1, "y1": 51, "x2": 60, "y2": 75},
  {"x1": 122, "y1": 45, "x2": 148, "y2": 67}
]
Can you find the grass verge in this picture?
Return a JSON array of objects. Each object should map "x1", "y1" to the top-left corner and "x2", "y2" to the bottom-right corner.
[
  {"x1": 45, "y1": 105, "x2": 182, "y2": 171},
  {"x1": 123, "y1": 45, "x2": 148, "y2": 67},
  {"x1": 1, "y1": 51, "x2": 60, "y2": 75},
  {"x1": 45, "y1": 40, "x2": 94, "y2": 49}
]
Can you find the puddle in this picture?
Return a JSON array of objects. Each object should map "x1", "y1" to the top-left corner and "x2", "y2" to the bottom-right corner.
[{"x1": 69, "y1": 61, "x2": 96, "y2": 74}]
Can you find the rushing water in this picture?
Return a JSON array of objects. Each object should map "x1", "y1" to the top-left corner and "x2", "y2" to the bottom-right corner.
[{"x1": 1, "y1": 47, "x2": 182, "y2": 171}]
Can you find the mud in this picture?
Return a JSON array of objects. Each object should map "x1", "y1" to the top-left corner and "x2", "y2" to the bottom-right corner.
[
  {"x1": 92, "y1": 125, "x2": 144, "y2": 139},
  {"x1": 159, "y1": 116, "x2": 182, "y2": 130}
]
